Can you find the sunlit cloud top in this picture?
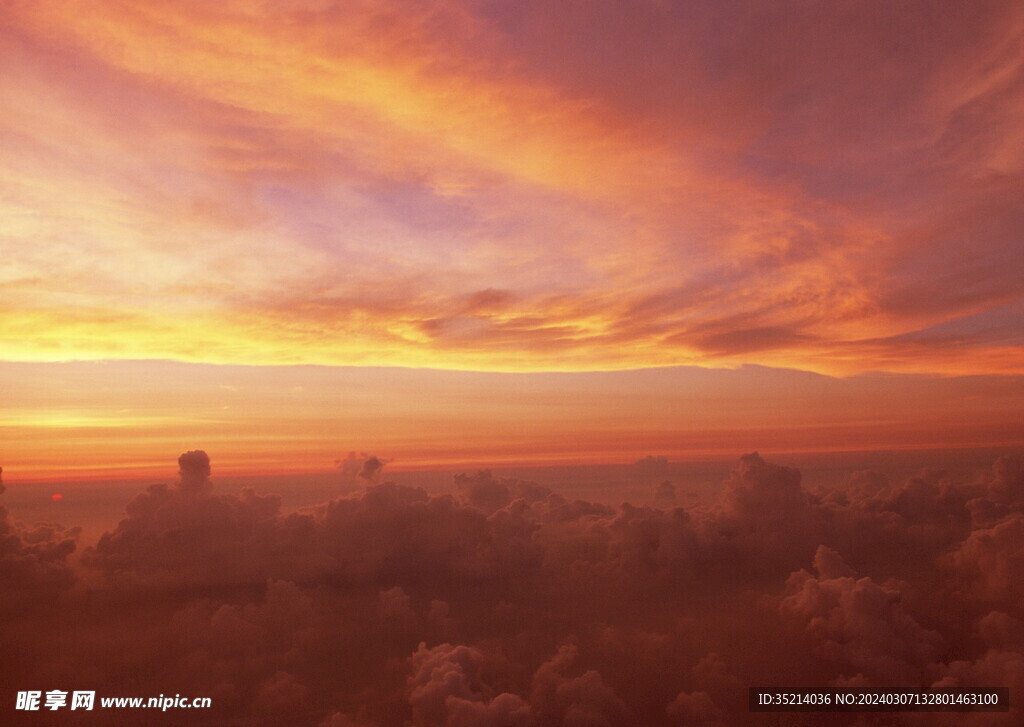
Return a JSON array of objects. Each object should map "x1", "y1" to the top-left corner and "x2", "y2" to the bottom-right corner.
[{"x1": 3, "y1": 0, "x2": 1023, "y2": 374}]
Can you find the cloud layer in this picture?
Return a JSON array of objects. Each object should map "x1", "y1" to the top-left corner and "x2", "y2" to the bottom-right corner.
[
  {"x1": 3, "y1": 449, "x2": 1023, "y2": 724},
  {"x1": 1, "y1": 1, "x2": 1023, "y2": 374}
]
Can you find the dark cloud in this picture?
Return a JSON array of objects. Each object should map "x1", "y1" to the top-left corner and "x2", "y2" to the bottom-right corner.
[
  {"x1": 0, "y1": 466, "x2": 78, "y2": 608},
  {"x1": 337, "y1": 452, "x2": 392, "y2": 485},
  {"x1": 359, "y1": 456, "x2": 387, "y2": 484},
  {"x1": 694, "y1": 326, "x2": 818, "y2": 356},
  {"x1": 178, "y1": 449, "x2": 213, "y2": 496}
]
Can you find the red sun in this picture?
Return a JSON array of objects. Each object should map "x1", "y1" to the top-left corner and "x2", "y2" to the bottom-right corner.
[{"x1": 51, "y1": 493, "x2": 63, "y2": 501}]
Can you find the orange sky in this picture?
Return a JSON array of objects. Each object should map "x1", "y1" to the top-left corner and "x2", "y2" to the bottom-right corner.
[
  {"x1": 3, "y1": 360, "x2": 1023, "y2": 482},
  {"x1": 2, "y1": 1, "x2": 1023, "y2": 480}
]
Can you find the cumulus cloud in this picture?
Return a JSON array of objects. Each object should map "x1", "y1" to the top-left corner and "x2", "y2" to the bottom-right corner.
[
  {"x1": 780, "y1": 545, "x2": 943, "y2": 685},
  {"x1": 946, "y1": 514, "x2": 1024, "y2": 605},
  {"x1": 0, "y1": 465, "x2": 78, "y2": 608},
  {"x1": 405, "y1": 641, "x2": 629, "y2": 727},
  {"x1": 407, "y1": 642, "x2": 531, "y2": 727},
  {"x1": 81, "y1": 468, "x2": 295, "y2": 587},
  {"x1": 178, "y1": 449, "x2": 213, "y2": 495},
  {"x1": 5, "y1": 449, "x2": 1024, "y2": 724},
  {"x1": 665, "y1": 690, "x2": 726, "y2": 727},
  {"x1": 456, "y1": 470, "x2": 552, "y2": 515},
  {"x1": 529, "y1": 644, "x2": 629, "y2": 726},
  {"x1": 337, "y1": 452, "x2": 392, "y2": 485}
]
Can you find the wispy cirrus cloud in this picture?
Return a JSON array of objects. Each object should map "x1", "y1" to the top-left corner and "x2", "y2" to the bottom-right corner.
[{"x1": 1, "y1": 0, "x2": 1022, "y2": 374}]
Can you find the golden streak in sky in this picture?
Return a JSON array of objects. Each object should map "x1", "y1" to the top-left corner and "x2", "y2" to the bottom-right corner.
[
  {"x1": 3, "y1": 1, "x2": 1021, "y2": 375},
  {"x1": 1, "y1": 1, "x2": 1023, "y2": 478}
]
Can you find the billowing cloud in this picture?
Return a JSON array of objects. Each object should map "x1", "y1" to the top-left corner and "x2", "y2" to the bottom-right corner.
[
  {"x1": 179, "y1": 449, "x2": 214, "y2": 496},
  {"x1": 407, "y1": 642, "x2": 532, "y2": 727},
  {"x1": 337, "y1": 452, "x2": 392, "y2": 485},
  {"x1": 4, "y1": 449, "x2": 1023, "y2": 724},
  {"x1": 0, "y1": 466, "x2": 78, "y2": 608},
  {"x1": 780, "y1": 546, "x2": 943, "y2": 685}
]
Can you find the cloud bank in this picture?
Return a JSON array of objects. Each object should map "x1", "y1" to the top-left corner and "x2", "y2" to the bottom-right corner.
[{"x1": 2, "y1": 449, "x2": 1023, "y2": 724}]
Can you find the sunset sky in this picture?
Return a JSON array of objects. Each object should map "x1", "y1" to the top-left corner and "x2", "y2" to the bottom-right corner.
[{"x1": 2, "y1": 0, "x2": 1023, "y2": 480}]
